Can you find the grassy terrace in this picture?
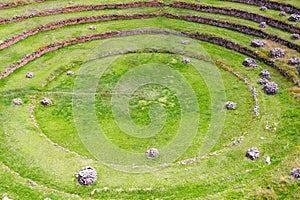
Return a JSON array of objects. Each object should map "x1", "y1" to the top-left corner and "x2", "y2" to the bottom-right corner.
[{"x1": 0, "y1": 0, "x2": 299, "y2": 199}]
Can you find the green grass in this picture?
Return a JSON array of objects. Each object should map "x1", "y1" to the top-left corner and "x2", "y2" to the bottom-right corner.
[{"x1": 0, "y1": 0, "x2": 299, "y2": 199}]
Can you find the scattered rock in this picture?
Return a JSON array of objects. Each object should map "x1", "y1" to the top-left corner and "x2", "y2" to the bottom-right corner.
[
  {"x1": 89, "y1": 25, "x2": 96, "y2": 30},
  {"x1": 67, "y1": 70, "x2": 75, "y2": 75},
  {"x1": 289, "y1": 14, "x2": 300, "y2": 22},
  {"x1": 2, "y1": 197, "x2": 12, "y2": 200},
  {"x1": 12, "y1": 98, "x2": 22, "y2": 105},
  {"x1": 182, "y1": 58, "x2": 190, "y2": 64},
  {"x1": 260, "y1": 6, "x2": 268, "y2": 11},
  {"x1": 265, "y1": 156, "x2": 271, "y2": 165},
  {"x1": 263, "y1": 82, "x2": 279, "y2": 95},
  {"x1": 243, "y1": 58, "x2": 259, "y2": 68},
  {"x1": 269, "y1": 48, "x2": 286, "y2": 58},
  {"x1": 40, "y1": 98, "x2": 52, "y2": 106},
  {"x1": 250, "y1": 39, "x2": 266, "y2": 48},
  {"x1": 258, "y1": 78, "x2": 269, "y2": 85},
  {"x1": 246, "y1": 147, "x2": 260, "y2": 160},
  {"x1": 291, "y1": 33, "x2": 300, "y2": 40},
  {"x1": 26, "y1": 72, "x2": 34, "y2": 78},
  {"x1": 290, "y1": 168, "x2": 300, "y2": 179},
  {"x1": 225, "y1": 101, "x2": 236, "y2": 110},
  {"x1": 288, "y1": 58, "x2": 300, "y2": 66},
  {"x1": 76, "y1": 166, "x2": 98, "y2": 186},
  {"x1": 146, "y1": 148, "x2": 159, "y2": 158},
  {"x1": 259, "y1": 70, "x2": 271, "y2": 79},
  {"x1": 279, "y1": 11, "x2": 286, "y2": 16},
  {"x1": 259, "y1": 22, "x2": 267, "y2": 28}
]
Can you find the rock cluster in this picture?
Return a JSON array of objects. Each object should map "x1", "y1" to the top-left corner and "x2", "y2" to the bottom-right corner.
[
  {"x1": 291, "y1": 33, "x2": 300, "y2": 40},
  {"x1": 263, "y1": 82, "x2": 279, "y2": 95},
  {"x1": 269, "y1": 48, "x2": 286, "y2": 58},
  {"x1": 13, "y1": 98, "x2": 22, "y2": 105},
  {"x1": 182, "y1": 58, "x2": 190, "y2": 64},
  {"x1": 288, "y1": 58, "x2": 300, "y2": 66},
  {"x1": 259, "y1": 70, "x2": 271, "y2": 79},
  {"x1": 242, "y1": 58, "x2": 259, "y2": 68},
  {"x1": 259, "y1": 21, "x2": 267, "y2": 28},
  {"x1": 40, "y1": 97, "x2": 52, "y2": 106},
  {"x1": 279, "y1": 11, "x2": 286, "y2": 16},
  {"x1": 250, "y1": 39, "x2": 266, "y2": 48},
  {"x1": 146, "y1": 148, "x2": 159, "y2": 158},
  {"x1": 67, "y1": 70, "x2": 75, "y2": 75},
  {"x1": 290, "y1": 168, "x2": 300, "y2": 179},
  {"x1": 260, "y1": 6, "x2": 267, "y2": 11},
  {"x1": 289, "y1": 14, "x2": 300, "y2": 22},
  {"x1": 26, "y1": 72, "x2": 34, "y2": 78},
  {"x1": 225, "y1": 101, "x2": 236, "y2": 110},
  {"x1": 246, "y1": 147, "x2": 260, "y2": 160},
  {"x1": 76, "y1": 166, "x2": 98, "y2": 186},
  {"x1": 258, "y1": 78, "x2": 269, "y2": 85}
]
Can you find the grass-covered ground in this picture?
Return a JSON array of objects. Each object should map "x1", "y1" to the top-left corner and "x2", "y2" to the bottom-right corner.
[{"x1": 0, "y1": 0, "x2": 299, "y2": 199}]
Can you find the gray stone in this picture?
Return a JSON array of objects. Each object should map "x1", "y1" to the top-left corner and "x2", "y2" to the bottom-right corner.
[
  {"x1": 89, "y1": 26, "x2": 96, "y2": 30},
  {"x1": 260, "y1": 6, "x2": 268, "y2": 11},
  {"x1": 76, "y1": 166, "x2": 98, "y2": 186},
  {"x1": 291, "y1": 33, "x2": 300, "y2": 40},
  {"x1": 259, "y1": 70, "x2": 271, "y2": 79},
  {"x1": 146, "y1": 148, "x2": 159, "y2": 158},
  {"x1": 250, "y1": 39, "x2": 266, "y2": 48},
  {"x1": 67, "y1": 70, "x2": 75, "y2": 76},
  {"x1": 40, "y1": 98, "x2": 52, "y2": 106},
  {"x1": 289, "y1": 14, "x2": 300, "y2": 22},
  {"x1": 259, "y1": 22, "x2": 267, "y2": 28},
  {"x1": 265, "y1": 156, "x2": 271, "y2": 165},
  {"x1": 246, "y1": 147, "x2": 260, "y2": 160},
  {"x1": 243, "y1": 58, "x2": 259, "y2": 68},
  {"x1": 26, "y1": 72, "x2": 34, "y2": 78},
  {"x1": 225, "y1": 101, "x2": 236, "y2": 110},
  {"x1": 288, "y1": 58, "x2": 300, "y2": 66},
  {"x1": 297, "y1": 65, "x2": 300, "y2": 74},
  {"x1": 258, "y1": 78, "x2": 269, "y2": 85},
  {"x1": 263, "y1": 82, "x2": 278, "y2": 95},
  {"x1": 182, "y1": 58, "x2": 190, "y2": 64},
  {"x1": 280, "y1": 11, "x2": 286, "y2": 16},
  {"x1": 269, "y1": 48, "x2": 286, "y2": 58},
  {"x1": 13, "y1": 98, "x2": 22, "y2": 105},
  {"x1": 290, "y1": 168, "x2": 300, "y2": 179}
]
